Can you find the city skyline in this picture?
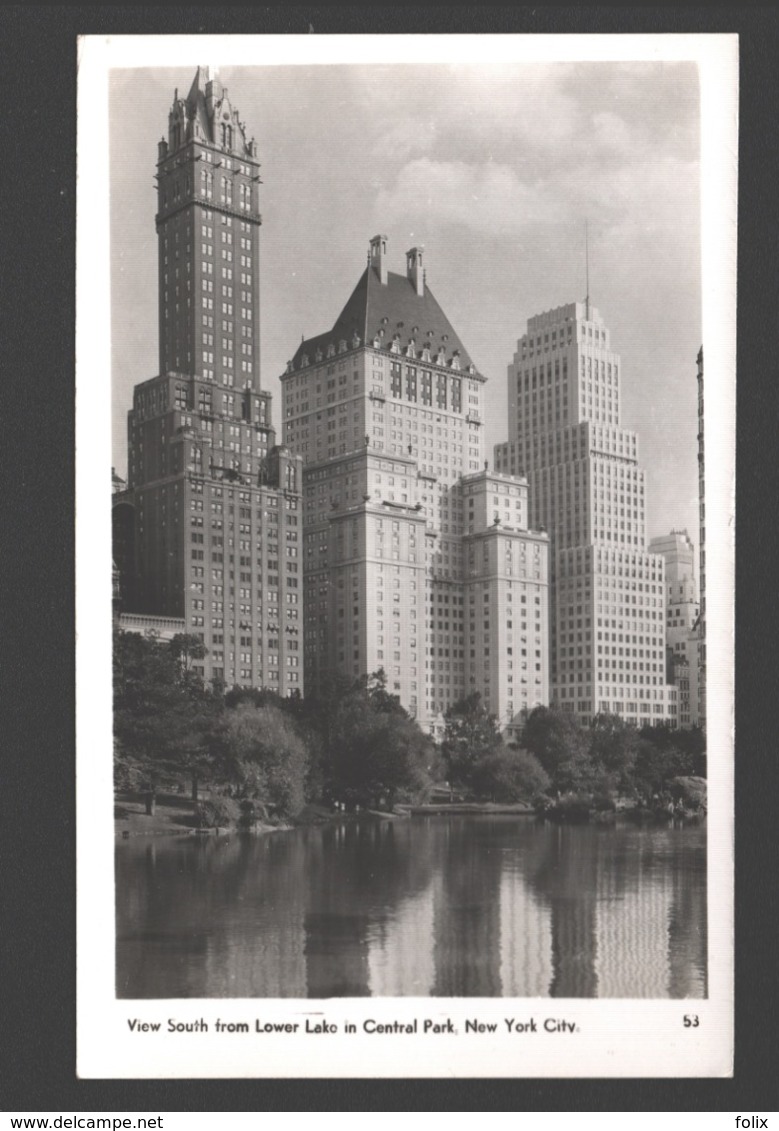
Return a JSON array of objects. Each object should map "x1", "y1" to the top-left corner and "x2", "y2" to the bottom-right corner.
[
  {"x1": 110, "y1": 56, "x2": 702, "y2": 548},
  {"x1": 76, "y1": 34, "x2": 735, "y2": 1079}
]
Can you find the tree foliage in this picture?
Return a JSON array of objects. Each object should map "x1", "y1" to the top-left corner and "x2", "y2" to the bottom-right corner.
[
  {"x1": 226, "y1": 703, "x2": 310, "y2": 817},
  {"x1": 322, "y1": 671, "x2": 434, "y2": 807},
  {"x1": 113, "y1": 630, "x2": 225, "y2": 794},
  {"x1": 521, "y1": 707, "x2": 594, "y2": 792},
  {"x1": 442, "y1": 692, "x2": 503, "y2": 786},
  {"x1": 471, "y1": 748, "x2": 550, "y2": 803},
  {"x1": 520, "y1": 706, "x2": 706, "y2": 800},
  {"x1": 588, "y1": 712, "x2": 640, "y2": 793},
  {"x1": 114, "y1": 625, "x2": 706, "y2": 818}
]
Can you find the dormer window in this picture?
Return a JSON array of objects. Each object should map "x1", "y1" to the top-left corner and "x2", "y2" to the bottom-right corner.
[
  {"x1": 301, "y1": 354, "x2": 309, "y2": 368},
  {"x1": 315, "y1": 348, "x2": 323, "y2": 362},
  {"x1": 339, "y1": 339, "x2": 347, "y2": 353},
  {"x1": 327, "y1": 343, "x2": 336, "y2": 358}
]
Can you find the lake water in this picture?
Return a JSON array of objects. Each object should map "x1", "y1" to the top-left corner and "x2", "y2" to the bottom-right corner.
[{"x1": 116, "y1": 815, "x2": 707, "y2": 999}]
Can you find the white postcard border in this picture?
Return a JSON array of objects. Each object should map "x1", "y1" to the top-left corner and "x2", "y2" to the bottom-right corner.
[{"x1": 76, "y1": 32, "x2": 737, "y2": 1079}]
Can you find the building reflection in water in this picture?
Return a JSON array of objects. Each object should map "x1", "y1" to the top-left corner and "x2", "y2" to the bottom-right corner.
[
  {"x1": 116, "y1": 817, "x2": 706, "y2": 999},
  {"x1": 500, "y1": 862, "x2": 553, "y2": 997},
  {"x1": 431, "y1": 818, "x2": 504, "y2": 996},
  {"x1": 304, "y1": 823, "x2": 372, "y2": 997},
  {"x1": 522, "y1": 826, "x2": 600, "y2": 997},
  {"x1": 367, "y1": 887, "x2": 435, "y2": 996},
  {"x1": 667, "y1": 830, "x2": 708, "y2": 998},
  {"x1": 594, "y1": 830, "x2": 673, "y2": 998},
  {"x1": 199, "y1": 833, "x2": 309, "y2": 998}
]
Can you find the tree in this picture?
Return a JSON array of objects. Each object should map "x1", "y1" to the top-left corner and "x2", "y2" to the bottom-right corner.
[
  {"x1": 633, "y1": 738, "x2": 696, "y2": 799},
  {"x1": 307, "y1": 670, "x2": 435, "y2": 808},
  {"x1": 471, "y1": 748, "x2": 550, "y2": 803},
  {"x1": 588, "y1": 712, "x2": 640, "y2": 794},
  {"x1": 442, "y1": 692, "x2": 503, "y2": 787},
  {"x1": 170, "y1": 633, "x2": 208, "y2": 674},
  {"x1": 328, "y1": 687, "x2": 434, "y2": 808},
  {"x1": 295, "y1": 668, "x2": 356, "y2": 760},
  {"x1": 521, "y1": 706, "x2": 593, "y2": 793},
  {"x1": 113, "y1": 629, "x2": 225, "y2": 798},
  {"x1": 363, "y1": 668, "x2": 407, "y2": 716},
  {"x1": 226, "y1": 703, "x2": 310, "y2": 818}
]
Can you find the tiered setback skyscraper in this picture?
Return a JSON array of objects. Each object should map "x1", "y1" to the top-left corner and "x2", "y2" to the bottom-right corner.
[
  {"x1": 123, "y1": 68, "x2": 304, "y2": 693},
  {"x1": 281, "y1": 237, "x2": 549, "y2": 737},
  {"x1": 648, "y1": 530, "x2": 701, "y2": 728},
  {"x1": 494, "y1": 302, "x2": 676, "y2": 728}
]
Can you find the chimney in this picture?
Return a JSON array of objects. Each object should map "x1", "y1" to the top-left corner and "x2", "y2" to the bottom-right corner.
[
  {"x1": 369, "y1": 234, "x2": 388, "y2": 285},
  {"x1": 406, "y1": 246, "x2": 425, "y2": 296}
]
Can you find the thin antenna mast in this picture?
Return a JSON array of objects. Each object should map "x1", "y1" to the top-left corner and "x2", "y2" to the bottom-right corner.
[{"x1": 585, "y1": 220, "x2": 590, "y2": 320}]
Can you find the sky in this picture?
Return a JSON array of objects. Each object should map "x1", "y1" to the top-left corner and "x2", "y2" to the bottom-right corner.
[{"x1": 109, "y1": 52, "x2": 703, "y2": 549}]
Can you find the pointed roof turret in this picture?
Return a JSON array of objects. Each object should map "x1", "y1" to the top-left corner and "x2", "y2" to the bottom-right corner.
[
  {"x1": 290, "y1": 236, "x2": 483, "y2": 376},
  {"x1": 168, "y1": 66, "x2": 254, "y2": 157}
]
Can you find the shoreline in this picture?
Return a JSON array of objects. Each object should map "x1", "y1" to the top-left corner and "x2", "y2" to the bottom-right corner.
[
  {"x1": 115, "y1": 792, "x2": 705, "y2": 840},
  {"x1": 114, "y1": 795, "x2": 534, "y2": 840}
]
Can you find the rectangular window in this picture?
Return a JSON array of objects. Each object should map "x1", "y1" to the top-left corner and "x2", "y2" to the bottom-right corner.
[{"x1": 436, "y1": 374, "x2": 448, "y2": 409}]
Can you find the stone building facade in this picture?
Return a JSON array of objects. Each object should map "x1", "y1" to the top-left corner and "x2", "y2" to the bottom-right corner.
[
  {"x1": 121, "y1": 67, "x2": 303, "y2": 693},
  {"x1": 494, "y1": 302, "x2": 677, "y2": 728},
  {"x1": 281, "y1": 237, "x2": 549, "y2": 738}
]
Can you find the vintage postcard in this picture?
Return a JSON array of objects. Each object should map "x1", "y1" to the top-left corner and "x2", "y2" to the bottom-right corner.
[{"x1": 76, "y1": 32, "x2": 736, "y2": 1078}]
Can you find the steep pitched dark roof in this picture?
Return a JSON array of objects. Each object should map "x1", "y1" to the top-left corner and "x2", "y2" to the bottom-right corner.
[{"x1": 290, "y1": 266, "x2": 481, "y2": 375}]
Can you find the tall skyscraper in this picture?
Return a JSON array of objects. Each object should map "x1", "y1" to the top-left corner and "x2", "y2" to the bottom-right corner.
[
  {"x1": 281, "y1": 237, "x2": 549, "y2": 737},
  {"x1": 648, "y1": 529, "x2": 701, "y2": 728},
  {"x1": 494, "y1": 302, "x2": 676, "y2": 728},
  {"x1": 122, "y1": 68, "x2": 304, "y2": 693}
]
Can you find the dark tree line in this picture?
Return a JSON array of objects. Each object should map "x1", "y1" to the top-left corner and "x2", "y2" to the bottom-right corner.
[
  {"x1": 113, "y1": 630, "x2": 225, "y2": 801},
  {"x1": 114, "y1": 631, "x2": 705, "y2": 821},
  {"x1": 440, "y1": 697, "x2": 705, "y2": 805},
  {"x1": 113, "y1": 630, "x2": 437, "y2": 818},
  {"x1": 440, "y1": 693, "x2": 551, "y2": 802},
  {"x1": 520, "y1": 706, "x2": 705, "y2": 802}
]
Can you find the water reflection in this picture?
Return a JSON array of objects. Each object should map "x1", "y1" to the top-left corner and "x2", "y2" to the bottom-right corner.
[{"x1": 116, "y1": 817, "x2": 706, "y2": 999}]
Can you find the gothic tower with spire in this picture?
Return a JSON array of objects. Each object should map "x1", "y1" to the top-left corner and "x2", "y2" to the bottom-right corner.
[{"x1": 123, "y1": 69, "x2": 303, "y2": 693}]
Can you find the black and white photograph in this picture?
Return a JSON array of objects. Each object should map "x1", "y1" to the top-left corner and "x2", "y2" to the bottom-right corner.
[{"x1": 76, "y1": 32, "x2": 736, "y2": 1078}]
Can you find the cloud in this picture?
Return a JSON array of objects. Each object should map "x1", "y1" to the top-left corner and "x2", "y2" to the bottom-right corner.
[
  {"x1": 370, "y1": 117, "x2": 438, "y2": 161},
  {"x1": 356, "y1": 63, "x2": 591, "y2": 166},
  {"x1": 590, "y1": 110, "x2": 631, "y2": 152},
  {"x1": 375, "y1": 151, "x2": 699, "y2": 240},
  {"x1": 375, "y1": 158, "x2": 560, "y2": 234}
]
